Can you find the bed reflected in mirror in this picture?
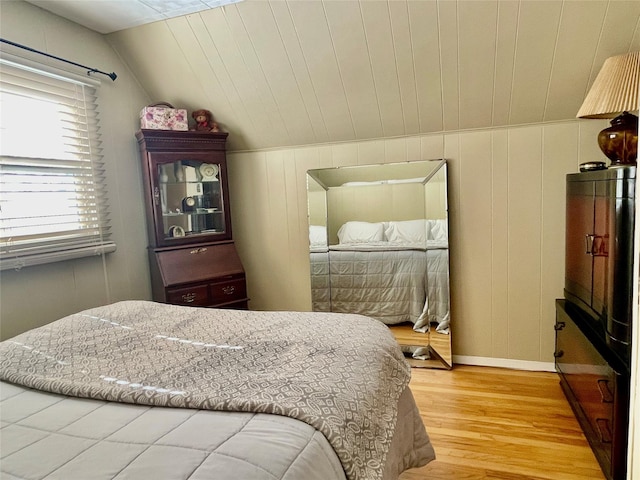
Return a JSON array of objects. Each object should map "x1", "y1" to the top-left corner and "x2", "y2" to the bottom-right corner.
[{"x1": 306, "y1": 160, "x2": 452, "y2": 369}]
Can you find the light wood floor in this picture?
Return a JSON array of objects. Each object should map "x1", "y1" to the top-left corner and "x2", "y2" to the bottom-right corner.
[{"x1": 400, "y1": 365, "x2": 606, "y2": 480}]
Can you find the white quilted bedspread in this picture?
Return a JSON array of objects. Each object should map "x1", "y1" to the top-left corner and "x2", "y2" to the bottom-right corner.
[
  {"x1": 328, "y1": 249, "x2": 429, "y2": 327},
  {"x1": 0, "y1": 381, "x2": 346, "y2": 480}
]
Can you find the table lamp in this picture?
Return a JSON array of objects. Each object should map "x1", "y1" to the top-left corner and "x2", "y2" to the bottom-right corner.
[{"x1": 577, "y1": 51, "x2": 639, "y2": 167}]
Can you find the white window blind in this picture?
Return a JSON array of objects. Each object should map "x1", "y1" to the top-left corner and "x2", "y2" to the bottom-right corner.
[{"x1": 0, "y1": 57, "x2": 116, "y2": 271}]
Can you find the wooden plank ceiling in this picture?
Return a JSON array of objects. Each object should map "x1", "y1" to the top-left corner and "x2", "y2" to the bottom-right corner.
[{"x1": 106, "y1": 0, "x2": 640, "y2": 152}]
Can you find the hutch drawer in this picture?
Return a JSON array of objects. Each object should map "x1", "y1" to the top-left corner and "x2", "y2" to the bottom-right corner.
[
  {"x1": 155, "y1": 243, "x2": 242, "y2": 286},
  {"x1": 210, "y1": 276, "x2": 247, "y2": 305},
  {"x1": 166, "y1": 284, "x2": 210, "y2": 306}
]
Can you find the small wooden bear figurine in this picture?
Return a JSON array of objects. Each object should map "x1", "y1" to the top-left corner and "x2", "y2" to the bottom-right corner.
[{"x1": 191, "y1": 109, "x2": 220, "y2": 132}]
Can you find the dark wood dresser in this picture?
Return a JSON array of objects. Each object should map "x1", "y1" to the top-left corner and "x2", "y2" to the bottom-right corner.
[{"x1": 555, "y1": 166, "x2": 635, "y2": 480}]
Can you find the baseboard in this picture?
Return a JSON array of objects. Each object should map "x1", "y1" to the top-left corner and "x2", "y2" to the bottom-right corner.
[{"x1": 452, "y1": 355, "x2": 556, "y2": 372}]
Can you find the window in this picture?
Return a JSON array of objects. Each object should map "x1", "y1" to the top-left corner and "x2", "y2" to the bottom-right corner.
[{"x1": 0, "y1": 56, "x2": 115, "y2": 270}]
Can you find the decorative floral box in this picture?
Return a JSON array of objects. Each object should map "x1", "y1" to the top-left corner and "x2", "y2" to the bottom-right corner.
[{"x1": 140, "y1": 103, "x2": 188, "y2": 131}]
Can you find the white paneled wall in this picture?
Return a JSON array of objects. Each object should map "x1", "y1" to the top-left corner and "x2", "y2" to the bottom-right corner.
[{"x1": 227, "y1": 120, "x2": 605, "y2": 363}]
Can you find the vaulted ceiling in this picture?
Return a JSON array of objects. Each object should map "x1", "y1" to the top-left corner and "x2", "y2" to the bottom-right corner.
[{"x1": 43, "y1": 1, "x2": 640, "y2": 151}]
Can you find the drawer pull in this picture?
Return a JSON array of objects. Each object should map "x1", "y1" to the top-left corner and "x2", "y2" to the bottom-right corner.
[
  {"x1": 222, "y1": 286, "x2": 235, "y2": 295},
  {"x1": 597, "y1": 379, "x2": 614, "y2": 403},
  {"x1": 585, "y1": 234, "x2": 595, "y2": 254},
  {"x1": 554, "y1": 321, "x2": 565, "y2": 331},
  {"x1": 585, "y1": 234, "x2": 608, "y2": 257},
  {"x1": 181, "y1": 293, "x2": 197, "y2": 303},
  {"x1": 553, "y1": 350, "x2": 564, "y2": 358},
  {"x1": 595, "y1": 418, "x2": 612, "y2": 443},
  {"x1": 189, "y1": 247, "x2": 208, "y2": 254}
]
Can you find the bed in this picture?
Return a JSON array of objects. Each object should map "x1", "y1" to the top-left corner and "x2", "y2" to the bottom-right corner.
[
  {"x1": 310, "y1": 219, "x2": 450, "y2": 334},
  {"x1": 0, "y1": 300, "x2": 435, "y2": 480}
]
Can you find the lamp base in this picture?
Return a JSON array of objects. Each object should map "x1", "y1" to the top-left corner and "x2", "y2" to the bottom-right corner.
[{"x1": 597, "y1": 111, "x2": 638, "y2": 166}]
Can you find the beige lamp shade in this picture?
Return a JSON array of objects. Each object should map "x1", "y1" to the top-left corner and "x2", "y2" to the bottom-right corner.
[{"x1": 577, "y1": 51, "x2": 639, "y2": 119}]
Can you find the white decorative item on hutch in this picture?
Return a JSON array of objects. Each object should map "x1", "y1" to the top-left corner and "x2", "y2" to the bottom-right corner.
[{"x1": 136, "y1": 129, "x2": 248, "y2": 309}]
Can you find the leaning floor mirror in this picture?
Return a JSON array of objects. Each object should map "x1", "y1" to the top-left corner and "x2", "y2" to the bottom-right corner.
[{"x1": 307, "y1": 160, "x2": 452, "y2": 369}]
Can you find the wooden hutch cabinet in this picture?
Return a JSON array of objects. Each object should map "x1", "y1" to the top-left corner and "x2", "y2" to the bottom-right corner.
[{"x1": 136, "y1": 129, "x2": 248, "y2": 309}]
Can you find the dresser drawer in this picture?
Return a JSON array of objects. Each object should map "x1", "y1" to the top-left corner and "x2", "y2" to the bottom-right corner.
[
  {"x1": 555, "y1": 300, "x2": 628, "y2": 480},
  {"x1": 166, "y1": 284, "x2": 210, "y2": 306},
  {"x1": 210, "y1": 277, "x2": 247, "y2": 305},
  {"x1": 556, "y1": 316, "x2": 615, "y2": 441}
]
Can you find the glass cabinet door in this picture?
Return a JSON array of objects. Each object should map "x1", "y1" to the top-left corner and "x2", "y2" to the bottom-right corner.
[{"x1": 157, "y1": 159, "x2": 226, "y2": 241}]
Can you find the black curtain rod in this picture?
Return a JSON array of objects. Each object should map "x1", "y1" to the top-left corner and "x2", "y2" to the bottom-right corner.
[{"x1": 0, "y1": 38, "x2": 117, "y2": 81}]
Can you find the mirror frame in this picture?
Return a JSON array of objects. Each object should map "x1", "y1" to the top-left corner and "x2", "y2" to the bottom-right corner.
[{"x1": 306, "y1": 160, "x2": 452, "y2": 369}]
